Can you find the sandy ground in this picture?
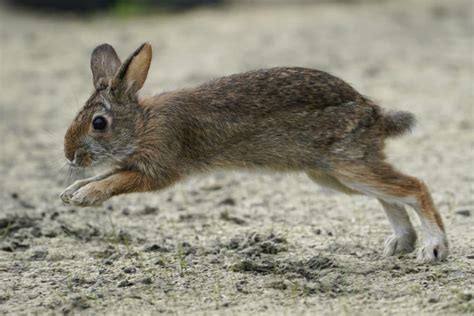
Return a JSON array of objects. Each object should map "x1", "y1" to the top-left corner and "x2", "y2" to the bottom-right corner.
[{"x1": 0, "y1": 0, "x2": 473, "y2": 314}]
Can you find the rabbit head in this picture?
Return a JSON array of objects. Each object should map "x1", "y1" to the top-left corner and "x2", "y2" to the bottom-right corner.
[{"x1": 63, "y1": 43, "x2": 152, "y2": 168}]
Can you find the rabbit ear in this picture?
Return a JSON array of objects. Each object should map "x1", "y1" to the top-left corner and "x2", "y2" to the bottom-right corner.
[
  {"x1": 112, "y1": 42, "x2": 152, "y2": 96},
  {"x1": 90, "y1": 44, "x2": 121, "y2": 90}
]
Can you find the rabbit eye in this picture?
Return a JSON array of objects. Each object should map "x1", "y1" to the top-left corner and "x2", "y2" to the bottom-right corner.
[{"x1": 92, "y1": 116, "x2": 107, "y2": 131}]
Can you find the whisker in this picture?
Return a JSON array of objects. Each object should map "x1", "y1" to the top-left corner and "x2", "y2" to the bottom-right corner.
[
  {"x1": 39, "y1": 128, "x2": 63, "y2": 142},
  {"x1": 72, "y1": 91, "x2": 82, "y2": 111},
  {"x1": 45, "y1": 154, "x2": 69, "y2": 173},
  {"x1": 65, "y1": 166, "x2": 85, "y2": 186},
  {"x1": 66, "y1": 167, "x2": 74, "y2": 186},
  {"x1": 50, "y1": 161, "x2": 68, "y2": 176}
]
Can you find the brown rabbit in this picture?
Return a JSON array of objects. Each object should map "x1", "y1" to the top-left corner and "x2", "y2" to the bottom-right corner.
[{"x1": 60, "y1": 42, "x2": 448, "y2": 263}]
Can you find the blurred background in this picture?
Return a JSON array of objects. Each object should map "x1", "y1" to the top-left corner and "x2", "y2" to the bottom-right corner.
[
  {"x1": 7, "y1": 0, "x2": 223, "y2": 12},
  {"x1": 0, "y1": 0, "x2": 472, "y2": 314}
]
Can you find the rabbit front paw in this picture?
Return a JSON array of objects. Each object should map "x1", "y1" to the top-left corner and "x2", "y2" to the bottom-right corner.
[
  {"x1": 68, "y1": 182, "x2": 109, "y2": 207},
  {"x1": 383, "y1": 232, "x2": 417, "y2": 257},
  {"x1": 60, "y1": 179, "x2": 91, "y2": 204}
]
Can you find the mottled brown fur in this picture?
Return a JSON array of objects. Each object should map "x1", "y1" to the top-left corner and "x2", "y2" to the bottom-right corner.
[{"x1": 60, "y1": 42, "x2": 448, "y2": 263}]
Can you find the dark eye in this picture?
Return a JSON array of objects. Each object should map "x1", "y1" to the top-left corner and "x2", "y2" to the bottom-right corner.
[{"x1": 93, "y1": 116, "x2": 107, "y2": 131}]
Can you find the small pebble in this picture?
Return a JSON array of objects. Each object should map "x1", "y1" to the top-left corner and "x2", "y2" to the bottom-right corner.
[
  {"x1": 155, "y1": 259, "x2": 166, "y2": 266},
  {"x1": 142, "y1": 206, "x2": 158, "y2": 215},
  {"x1": 44, "y1": 229, "x2": 58, "y2": 238},
  {"x1": 235, "y1": 280, "x2": 248, "y2": 293},
  {"x1": 49, "y1": 212, "x2": 59, "y2": 220},
  {"x1": 219, "y1": 197, "x2": 236, "y2": 206},
  {"x1": 104, "y1": 259, "x2": 114, "y2": 265},
  {"x1": 123, "y1": 267, "x2": 137, "y2": 274},
  {"x1": 202, "y1": 184, "x2": 222, "y2": 191},
  {"x1": 208, "y1": 255, "x2": 220, "y2": 264},
  {"x1": 455, "y1": 209, "x2": 471, "y2": 217},
  {"x1": 219, "y1": 211, "x2": 246, "y2": 225},
  {"x1": 30, "y1": 227, "x2": 42, "y2": 238},
  {"x1": 267, "y1": 280, "x2": 287, "y2": 290},
  {"x1": 70, "y1": 295, "x2": 91, "y2": 309},
  {"x1": 144, "y1": 244, "x2": 169, "y2": 252},
  {"x1": 29, "y1": 247, "x2": 48, "y2": 260},
  {"x1": 117, "y1": 280, "x2": 134, "y2": 288},
  {"x1": 428, "y1": 297, "x2": 439, "y2": 303},
  {"x1": 461, "y1": 292, "x2": 472, "y2": 302},
  {"x1": 141, "y1": 277, "x2": 153, "y2": 285}
]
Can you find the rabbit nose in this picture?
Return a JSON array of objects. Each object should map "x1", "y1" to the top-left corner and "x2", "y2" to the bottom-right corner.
[{"x1": 65, "y1": 151, "x2": 76, "y2": 165}]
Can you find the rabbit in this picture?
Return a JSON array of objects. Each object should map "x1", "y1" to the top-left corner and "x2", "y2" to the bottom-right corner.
[{"x1": 60, "y1": 42, "x2": 448, "y2": 263}]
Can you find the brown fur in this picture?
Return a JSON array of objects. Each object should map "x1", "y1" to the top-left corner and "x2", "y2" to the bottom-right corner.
[{"x1": 60, "y1": 42, "x2": 448, "y2": 263}]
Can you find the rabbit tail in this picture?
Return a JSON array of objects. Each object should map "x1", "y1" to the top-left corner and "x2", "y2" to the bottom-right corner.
[{"x1": 382, "y1": 110, "x2": 416, "y2": 138}]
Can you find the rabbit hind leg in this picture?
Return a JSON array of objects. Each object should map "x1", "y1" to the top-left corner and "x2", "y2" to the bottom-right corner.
[
  {"x1": 378, "y1": 199, "x2": 417, "y2": 256},
  {"x1": 307, "y1": 168, "x2": 416, "y2": 257},
  {"x1": 332, "y1": 162, "x2": 447, "y2": 263}
]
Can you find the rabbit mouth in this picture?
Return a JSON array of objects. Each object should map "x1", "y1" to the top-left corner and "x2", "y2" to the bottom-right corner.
[
  {"x1": 64, "y1": 148, "x2": 93, "y2": 168},
  {"x1": 72, "y1": 156, "x2": 93, "y2": 168}
]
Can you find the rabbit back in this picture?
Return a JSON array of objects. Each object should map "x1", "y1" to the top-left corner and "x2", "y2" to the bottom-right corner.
[{"x1": 145, "y1": 67, "x2": 411, "y2": 172}]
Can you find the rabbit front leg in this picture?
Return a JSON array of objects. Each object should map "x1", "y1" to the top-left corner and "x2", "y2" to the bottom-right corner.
[
  {"x1": 68, "y1": 170, "x2": 173, "y2": 207},
  {"x1": 60, "y1": 170, "x2": 116, "y2": 204}
]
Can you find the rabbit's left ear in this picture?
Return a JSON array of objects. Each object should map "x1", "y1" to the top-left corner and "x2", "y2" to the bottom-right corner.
[
  {"x1": 91, "y1": 43, "x2": 121, "y2": 90},
  {"x1": 112, "y1": 42, "x2": 152, "y2": 96}
]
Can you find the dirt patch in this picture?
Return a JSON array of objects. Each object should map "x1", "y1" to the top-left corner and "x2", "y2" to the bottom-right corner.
[
  {"x1": 231, "y1": 255, "x2": 335, "y2": 278},
  {"x1": 224, "y1": 232, "x2": 288, "y2": 255}
]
